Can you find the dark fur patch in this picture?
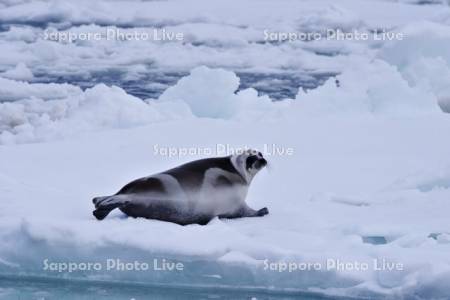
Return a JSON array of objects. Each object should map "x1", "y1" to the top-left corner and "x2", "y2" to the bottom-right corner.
[
  {"x1": 116, "y1": 177, "x2": 166, "y2": 195},
  {"x1": 163, "y1": 156, "x2": 244, "y2": 191},
  {"x1": 120, "y1": 202, "x2": 213, "y2": 226},
  {"x1": 246, "y1": 155, "x2": 258, "y2": 170}
]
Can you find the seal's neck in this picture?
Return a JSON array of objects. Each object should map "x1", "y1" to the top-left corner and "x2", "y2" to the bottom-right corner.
[{"x1": 230, "y1": 154, "x2": 254, "y2": 184}]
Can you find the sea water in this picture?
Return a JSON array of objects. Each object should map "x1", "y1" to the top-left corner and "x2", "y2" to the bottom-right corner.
[{"x1": 0, "y1": 276, "x2": 347, "y2": 300}]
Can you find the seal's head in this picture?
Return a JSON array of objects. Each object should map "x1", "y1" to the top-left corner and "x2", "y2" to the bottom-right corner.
[{"x1": 231, "y1": 149, "x2": 267, "y2": 183}]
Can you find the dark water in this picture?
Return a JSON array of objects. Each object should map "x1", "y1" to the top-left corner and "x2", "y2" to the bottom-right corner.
[
  {"x1": 0, "y1": 276, "x2": 349, "y2": 300},
  {"x1": 32, "y1": 69, "x2": 337, "y2": 101}
]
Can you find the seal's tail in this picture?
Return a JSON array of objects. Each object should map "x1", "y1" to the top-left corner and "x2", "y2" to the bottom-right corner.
[{"x1": 92, "y1": 195, "x2": 129, "y2": 220}]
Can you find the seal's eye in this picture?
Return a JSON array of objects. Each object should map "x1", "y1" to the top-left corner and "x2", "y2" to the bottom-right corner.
[{"x1": 258, "y1": 152, "x2": 263, "y2": 157}]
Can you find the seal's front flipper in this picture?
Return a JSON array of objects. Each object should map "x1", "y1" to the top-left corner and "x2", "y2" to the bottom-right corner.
[
  {"x1": 92, "y1": 196, "x2": 130, "y2": 220},
  {"x1": 256, "y1": 207, "x2": 269, "y2": 216},
  {"x1": 219, "y1": 205, "x2": 269, "y2": 220}
]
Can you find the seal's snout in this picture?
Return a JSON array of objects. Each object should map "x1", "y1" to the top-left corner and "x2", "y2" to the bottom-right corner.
[
  {"x1": 254, "y1": 157, "x2": 267, "y2": 170},
  {"x1": 245, "y1": 150, "x2": 268, "y2": 171},
  {"x1": 260, "y1": 157, "x2": 267, "y2": 166}
]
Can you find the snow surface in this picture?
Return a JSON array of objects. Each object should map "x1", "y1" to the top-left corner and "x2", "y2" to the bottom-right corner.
[{"x1": 1, "y1": 0, "x2": 450, "y2": 299}]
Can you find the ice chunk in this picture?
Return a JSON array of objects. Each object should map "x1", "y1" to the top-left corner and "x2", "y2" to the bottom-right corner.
[
  {"x1": 0, "y1": 77, "x2": 81, "y2": 102},
  {"x1": 0, "y1": 83, "x2": 166, "y2": 144},
  {"x1": 0, "y1": 62, "x2": 34, "y2": 81},
  {"x1": 159, "y1": 66, "x2": 240, "y2": 118},
  {"x1": 296, "y1": 59, "x2": 440, "y2": 115}
]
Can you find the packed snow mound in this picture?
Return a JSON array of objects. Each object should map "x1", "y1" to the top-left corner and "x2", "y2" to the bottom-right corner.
[
  {"x1": 296, "y1": 59, "x2": 440, "y2": 115},
  {"x1": 158, "y1": 66, "x2": 282, "y2": 119},
  {"x1": 378, "y1": 22, "x2": 450, "y2": 109},
  {"x1": 159, "y1": 66, "x2": 241, "y2": 118}
]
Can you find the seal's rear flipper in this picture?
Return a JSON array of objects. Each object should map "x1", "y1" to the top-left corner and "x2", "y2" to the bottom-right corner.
[
  {"x1": 92, "y1": 196, "x2": 130, "y2": 220},
  {"x1": 92, "y1": 196, "x2": 111, "y2": 208},
  {"x1": 93, "y1": 208, "x2": 113, "y2": 220}
]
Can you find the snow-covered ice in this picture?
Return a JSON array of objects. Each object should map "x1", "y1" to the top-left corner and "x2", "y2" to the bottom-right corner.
[{"x1": 1, "y1": 0, "x2": 450, "y2": 299}]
